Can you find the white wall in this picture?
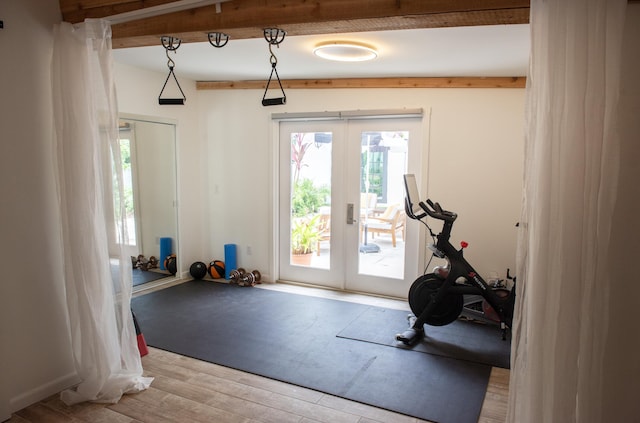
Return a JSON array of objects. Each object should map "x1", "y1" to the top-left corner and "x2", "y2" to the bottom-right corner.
[
  {"x1": 0, "y1": 0, "x2": 77, "y2": 417},
  {"x1": 199, "y1": 88, "x2": 525, "y2": 281},
  {"x1": 115, "y1": 66, "x2": 525, "y2": 285}
]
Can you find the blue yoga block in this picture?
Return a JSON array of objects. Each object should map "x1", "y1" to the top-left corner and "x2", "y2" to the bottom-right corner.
[
  {"x1": 159, "y1": 237, "x2": 172, "y2": 270},
  {"x1": 224, "y1": 244, "x2": 237, "y2": 279}
]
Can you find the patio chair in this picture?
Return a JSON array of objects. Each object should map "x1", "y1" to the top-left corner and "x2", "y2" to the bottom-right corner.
[
  {"x1": 360, "y1": 192, "x2": 378, "y2": 217},
  {"x1": 316, "y1": 213, "x2": 331, "y2": 255},
  {"x1": 364, "y1": 204, "x2": 406, "y2": 247}
]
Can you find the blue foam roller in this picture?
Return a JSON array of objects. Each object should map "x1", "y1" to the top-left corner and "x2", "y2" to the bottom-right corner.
[
  {"x1": 224, "y1": 244, "x2": 237, "y2": 279},
  {"x1": 159, "y1": 237, "x2": 172, "y2": 270}
]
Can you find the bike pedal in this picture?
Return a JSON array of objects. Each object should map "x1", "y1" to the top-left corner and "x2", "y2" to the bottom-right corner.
[
  {"x1": 395, "y1": 335, "x2": 414, "y2": 346},
  {"x1": 396, "y1": 328, "x2": 422, "y2": 346}
]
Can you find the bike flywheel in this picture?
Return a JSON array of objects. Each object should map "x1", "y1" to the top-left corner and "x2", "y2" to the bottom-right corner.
[{"x1": 408, "y1": 274, "x2": 463, "y2": 326}]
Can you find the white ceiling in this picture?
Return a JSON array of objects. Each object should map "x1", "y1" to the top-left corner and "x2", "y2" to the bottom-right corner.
[{"x1": 113, "y1": 24, "x2": 530, "y2": 81}]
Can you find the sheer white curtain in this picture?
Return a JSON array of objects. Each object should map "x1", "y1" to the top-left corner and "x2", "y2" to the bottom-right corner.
[
  {"x1": 51, "y1": 19, "x2": 152, "y2": 405},
  {"x1": 508, "y1": 1, "x2": 630, "y2": 422}
]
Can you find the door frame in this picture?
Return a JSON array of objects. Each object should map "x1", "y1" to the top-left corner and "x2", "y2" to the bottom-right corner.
[{"x1": 271, "y1": 109, "x2": 430, "y2": 297}]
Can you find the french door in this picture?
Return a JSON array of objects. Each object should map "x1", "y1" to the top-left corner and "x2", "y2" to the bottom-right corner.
[{"x1": 278, "y1": 116, "x2": 423, "y2": 298}]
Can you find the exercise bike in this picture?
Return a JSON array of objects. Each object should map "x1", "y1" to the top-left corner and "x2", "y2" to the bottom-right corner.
[{"x1": 396, "y1": 174, "x2": 516, "y2": 346}]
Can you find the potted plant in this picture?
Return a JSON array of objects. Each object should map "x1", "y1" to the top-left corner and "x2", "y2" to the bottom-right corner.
[{"x1": 291, "y1": 214, "x2": 321, "y2": 265}]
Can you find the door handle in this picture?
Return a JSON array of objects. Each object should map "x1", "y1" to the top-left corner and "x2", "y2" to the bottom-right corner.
[{"x1": 346, "y1": 203, "x2": 357, "y2": 224}]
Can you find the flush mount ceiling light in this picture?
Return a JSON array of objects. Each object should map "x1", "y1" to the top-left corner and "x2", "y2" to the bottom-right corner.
[{"x1": 313, "y1": 42, "x2": 378, "y2": 62}]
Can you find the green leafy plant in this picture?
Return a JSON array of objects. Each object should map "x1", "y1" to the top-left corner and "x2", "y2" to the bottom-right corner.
[
  {"x1": 292, "y1": 178, "x2": 330, "y2": 218},
  {"x1": 291, "y1": 214, "x2": 321, "y2": 255}
]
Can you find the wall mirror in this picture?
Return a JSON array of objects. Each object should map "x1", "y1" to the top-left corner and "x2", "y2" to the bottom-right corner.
[{"x1": 115, "y1": 114, "x2": 179, "y2": 289}]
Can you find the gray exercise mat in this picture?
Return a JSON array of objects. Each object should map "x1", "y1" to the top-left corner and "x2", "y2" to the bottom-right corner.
[{"x1": 132, "y1": 280, "x2": 493, "y2": 423}]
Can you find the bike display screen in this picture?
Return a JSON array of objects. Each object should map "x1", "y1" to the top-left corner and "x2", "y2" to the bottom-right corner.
[{"x1": 403, "y1": 174, "x2": 423, "y2": 217}]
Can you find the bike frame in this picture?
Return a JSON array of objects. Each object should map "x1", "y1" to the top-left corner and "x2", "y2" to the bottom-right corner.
[{"x1": 425, "y1": 218, "x2": 510, "y2": 328}]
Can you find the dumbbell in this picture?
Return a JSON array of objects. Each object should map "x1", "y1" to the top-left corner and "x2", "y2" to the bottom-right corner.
[
  {"x1": 228, "y1": 268, "x2": 246, "y2": 284},
  {"x1": 239, "y1": 270, "x2": 261, "y2": 287},
  {"x1": 136, "y1": 255, "x2": 150, "y2": 271},
  {"x1": 148, "y1": 256, "x2": 158, "y2": 269}
]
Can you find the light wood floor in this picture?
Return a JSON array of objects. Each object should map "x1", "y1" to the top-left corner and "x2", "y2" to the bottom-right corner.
[{"x1": 10, "y1": 283, "x2": 510, "y2": 423}]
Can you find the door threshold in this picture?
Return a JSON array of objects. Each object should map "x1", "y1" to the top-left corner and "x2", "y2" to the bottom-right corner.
[{"x1": 268, "y1": 280, "x2": 410, "y2": 311}]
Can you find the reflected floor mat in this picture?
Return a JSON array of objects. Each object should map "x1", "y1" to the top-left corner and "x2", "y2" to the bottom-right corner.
[{"x1": 111, "y1": 263, "x2": 170, "y2": 286}]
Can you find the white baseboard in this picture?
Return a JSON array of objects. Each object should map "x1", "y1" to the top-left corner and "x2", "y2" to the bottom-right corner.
[{"x1": 9, "y1": 372, "x2": 79, "y2": 415}]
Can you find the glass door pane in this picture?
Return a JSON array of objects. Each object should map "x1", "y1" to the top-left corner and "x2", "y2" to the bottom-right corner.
[
  {"x1": 358, "y1": 130, "x2": 409, "y2": 280},
  {"x1": 110, "y1": 127, "x2": 139, "y2": 260},
  {"x1": 345, "y1": 118, "x2": 422, "y2": 298},
  {"x1": 279, "y1": 121, "x2": 345, "y2": 289},
  {"x1": 289, "y1": 131, "x2": 332, "y2": 269},
  {"x1": 117, "y1": 138, "x2": 137, "y2": 247}
]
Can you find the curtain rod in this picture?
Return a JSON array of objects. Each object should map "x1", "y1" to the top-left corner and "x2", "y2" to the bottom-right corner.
[
  {"x1": 271, "y1": 109, "x2": 423, "y2": 121},
  {"x1": 104, "y1": 0, "x2": 232, "y2": 25}
]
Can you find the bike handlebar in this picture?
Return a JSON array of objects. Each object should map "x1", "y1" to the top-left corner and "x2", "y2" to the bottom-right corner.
[{"x1": 419, "y1": 199, "x2": 457, "y2": 223}]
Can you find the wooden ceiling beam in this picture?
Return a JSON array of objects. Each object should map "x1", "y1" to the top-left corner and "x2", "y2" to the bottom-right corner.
[{"x1": 59, "y1": 0, "x2": 530, "y2": 49}]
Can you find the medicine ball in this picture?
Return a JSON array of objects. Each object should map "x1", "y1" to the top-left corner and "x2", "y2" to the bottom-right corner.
[
  {"x1": 164, "y1": 254, "x2": 177, "y2": 276},
  {"x1": 189, "y1": 261, "x2": 207, "y2": 280},
  {"x1": 208, "y1": 260, "x2": 225, "y2": 279}
]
